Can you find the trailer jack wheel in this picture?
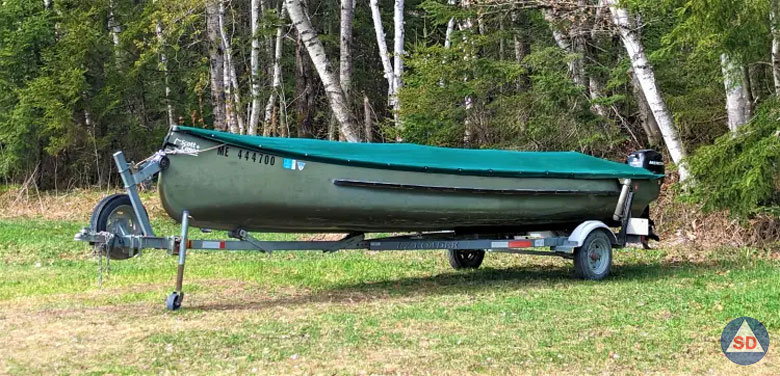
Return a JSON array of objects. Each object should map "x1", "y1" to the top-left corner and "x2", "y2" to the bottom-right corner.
[
  {"x1": 448, "y1": 249, "x2": 485, "y2": 270},
  {"x1": 166, "y1": 210, "x2": 190, "y2": 311},
  {"x1": 166, "y1": 292, "x2": 183, "y2": 311}
]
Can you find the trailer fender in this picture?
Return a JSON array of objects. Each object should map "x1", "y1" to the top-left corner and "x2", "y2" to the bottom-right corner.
[{"x1": 568, "y1": 221, "x2": 618, "y2": 248}]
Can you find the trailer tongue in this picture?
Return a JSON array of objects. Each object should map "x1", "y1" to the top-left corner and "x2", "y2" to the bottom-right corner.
[{"x1": 75, "y1": 126, "x2": 663, "y2": 311}]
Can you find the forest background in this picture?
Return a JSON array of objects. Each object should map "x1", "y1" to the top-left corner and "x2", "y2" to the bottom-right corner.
[{"x1": 0, "y1": 0, "x2": 777, "y2": 243}]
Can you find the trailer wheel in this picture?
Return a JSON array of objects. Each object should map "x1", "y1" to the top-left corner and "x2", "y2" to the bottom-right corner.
[
  {"x1": 448, "y1": 249, "x2": 485, "y2": 270},
  {"x1": 90, "y1": 194, "x2": 144, "y2": 260},
  {"x1": 573, "y1": 229, "x2": 612, "y2": 280}
]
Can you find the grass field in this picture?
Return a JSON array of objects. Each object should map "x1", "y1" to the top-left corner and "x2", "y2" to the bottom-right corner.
[{"x1": 1, "y1": 193, "x2": 779, "y2": 374}]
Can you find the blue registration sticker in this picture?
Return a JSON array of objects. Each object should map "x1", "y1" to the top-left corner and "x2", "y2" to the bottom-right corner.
[{"x1": 282, "y1": 158, "x2": 306, "y2": 171}]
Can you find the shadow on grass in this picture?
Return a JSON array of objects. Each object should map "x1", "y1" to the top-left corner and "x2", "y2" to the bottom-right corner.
[{"x1": 189, "y1": 259, "x2": 718, "y2": 312}]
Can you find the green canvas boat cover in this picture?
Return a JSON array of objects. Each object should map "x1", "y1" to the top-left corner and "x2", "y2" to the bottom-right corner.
[{"x1": 175, "y1": 126, "x2": 663, "y2": 180}]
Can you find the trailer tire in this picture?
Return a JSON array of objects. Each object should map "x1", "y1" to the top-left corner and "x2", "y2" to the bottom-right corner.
[
  {"x1": 573, "y1": 229, "x2": 612, "y2": 280},
  {"x1": 90, "y1": 194, "x2": 145, "y2": 260},
  {"x1": 448, "y1": 249, "x2": 485, "y2": 270}
]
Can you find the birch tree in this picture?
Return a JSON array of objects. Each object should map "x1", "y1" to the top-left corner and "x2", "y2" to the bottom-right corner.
[
  {"x1": 370, "y1": 0, "x2": 395, "y2": 99},
  {"x1": 606, "y1": 0, "x2": 689, "y2": 180},
  {"x1": 340, "y1": 0, "x2": 355, "y2": 103},
  {"x1": 369, "y1": 0, "x2": 404, "y2": 137},
  {"x1": 248, "y1": 0, "x2": 262, "y2": 135},
  {"x1": 205, "y1": 1, "x2": 226, "y2": 131},
  {"x1": 772, "y1": 0, "x2": 780, "y2": 95},
  {"x1": 444, "y1": 0, "x2": 456, "y2": 48},
  {"x1": 264, "y1": 4, "x2": 288, "y2": 136},
  {"x1": 630, "y1": 71, "x2": 662, "y2": 147},
  {"x1": 720, "y1": 54, "x2": 748, "y2": 131},
  {"x1": 218, "y1": 0, "x2": 244, "y2": 134},
  {"x1": 286, "y1": 0, "x2": 360, "y2": 142},
  {"x1": 108, "y1": 0, "x2": 121, "y2": 50},
  {"x1": 393, "y1": 0, "x2": 405, "y2": 128},
  {"x1": 155, "y1": 20, "x2": 175, "y2": 127},
  {"x1": 542, "y1": 9, "x2": 584, "y2": 87}
]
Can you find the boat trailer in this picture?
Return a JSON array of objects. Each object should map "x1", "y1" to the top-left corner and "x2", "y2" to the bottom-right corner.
[{"x1": 75, "y1": 151, "x2": 655, "y2": 311}]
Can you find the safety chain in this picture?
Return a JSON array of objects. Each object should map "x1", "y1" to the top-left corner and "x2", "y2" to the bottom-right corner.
[{"x1": 94, "y1": 233, "x2": 113, "y2": 287}]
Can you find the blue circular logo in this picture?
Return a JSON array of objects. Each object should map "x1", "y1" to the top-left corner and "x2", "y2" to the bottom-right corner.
[{"x1": 721, "y1": 317, "x2": 770, "y2": 365}]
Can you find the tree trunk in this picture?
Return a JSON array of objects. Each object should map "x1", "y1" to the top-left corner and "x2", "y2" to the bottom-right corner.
[
  {"x1": 264, "y1": 4, "x2": 288, "y2": 136},
  {"x1": 720, "y1": 53, "x2": 747, "y2": 131},
  {"x1": 218, "y1": 0, "x2": 244, "y2": 134},
  {"x1": 217, "y1": 1, "x2": 237, "y2": 133},
  {"x1": 544, "y1": 7, "x2": 607, "y2": 117},
  {"x1": 542, "y1": 9, "x2": 585, "y2": 87},
  {"x1": 444, "y1": 0, "x2": 456, "y2": 48},
  {"x1": 392, "y1": 0, "x2": 405, "y2": 134},
  {"x1": 630, "y1": 70, "x2": 663, "y2": 147},
  {"x1": 248, "y1": 0, "x2": 262, "y2": 135},
  {"x1": 155, "y1": 20, "x2": 175, "y2": 127},
  {"x1": 108, "y1": 0, "x2": 121, "y2": 49},
  {"x1": 588, "y1": 76, "x2": 608, "y2": 117},
  {"x1": 512, "y1": 11, "x2": 530, "y2": 90},
  {"x1": 459, "y1": 0, "x2": 475, "y2": 147},
  {"x1": 205, "y1": 1, "x2": 226, "y2": 131},
  {"x1": 607, "y1": 0, "x2": 688, "y2": 180},
  {"x1": 294, "y1": 31, "x2": 315, "y2": 138},
  {"x1": 742, "y1": 65, "x2": 754, "y2": 120},
  {"x1": 772, "y1": 0, "x2": 780, "y2": 95},
  {"x1": 370, "y1": 0, "x2": 396, "y2": 101},
  {"x1": 340, "y1": 0, "x2": 355, "y2": 105},
  {"x1": 286, "y1": 0, "x2": 360, "y2": 142},
  {"x1": 364, "y1": 94, "x2": 373, "y2": 142}
]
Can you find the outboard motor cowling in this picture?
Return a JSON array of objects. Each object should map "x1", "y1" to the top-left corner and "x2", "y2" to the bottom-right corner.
[{"x1": 627, "y1": 149, "x2": 664, "y2": 175}]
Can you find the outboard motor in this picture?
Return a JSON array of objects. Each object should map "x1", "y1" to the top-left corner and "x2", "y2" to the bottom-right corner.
[
  {"x1": 627, "y1": 149, "x2": 664, "y2": 175},
  {"x1": 625, "y1": 149, "x2": 663, "y2": 247}
]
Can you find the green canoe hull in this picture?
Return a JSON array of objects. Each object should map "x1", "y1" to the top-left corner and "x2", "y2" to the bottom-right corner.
[{"x1": 158, "y1": 131, "x2": 662, "y2": 233}]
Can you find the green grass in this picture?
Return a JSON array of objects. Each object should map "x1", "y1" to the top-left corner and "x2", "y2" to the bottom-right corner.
[{"x1": 0, "y1": 217, "x2": 778, "y2": 375}]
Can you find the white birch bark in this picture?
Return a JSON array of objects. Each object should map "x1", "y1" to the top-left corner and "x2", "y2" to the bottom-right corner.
[
  {"x1": 771, "y1": 0, "x2": 780, "y2": 95},
  {"x1": 606, "y1": 0, "x2": 688, "y2": 180},
  {"x1": 364, "y1": 94, "x2": 373, "y2": 142},
  {"x1": 108, "y1": 0, "x2": 121, "y2": 48},
  {"x1": 264, "y1": 4, "x2": 287, "y2": 136},
  {"x1": 218, "y1": 0, "x2": 245, "y2": 134},
  {"x1": 392, "y1": 0, "x2": 405, "y2": 138},
  {"x1": 248, "y1": 0, "x2": 262, "y2": 135},
  {"x1": 340, "y1": 0, "x2": 355, "y2": 101},
  {"x1": 217, "y1": 1, "x2": 237, "y2": 133},
  {"x1": 542, "y1": 9, "x2": 585, "y2": 87},
  {"x1": 720, "y1": 53, "x2": 747, "y2": 131},
  {"x1": 108, "y1": 0, "x2": 122, "y2": 68},
  {"x1": 588, "y1": 77, "x2": 608, "y2": 117},
  {"x1": 630, "y1": 69, "x2": 663, "y2": 147},
  {"x1": 44, "y1": 0, "x2": 51, "y2": 9},
  {"x1": 444, "y1": 0, "x2": 456, "y2": 49},
  {"x1": 286, "y1": 0, "x2": 360, "y2": 142},
  {"x1": 155, "y1": 20, "x2": 175, "y2": 127},
  {"x1": 369, "y1": 0, "x2": 396, "y2": 99},
  {"x1": 205, "y1": 1, "x2": 226, "y2": 131}
]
